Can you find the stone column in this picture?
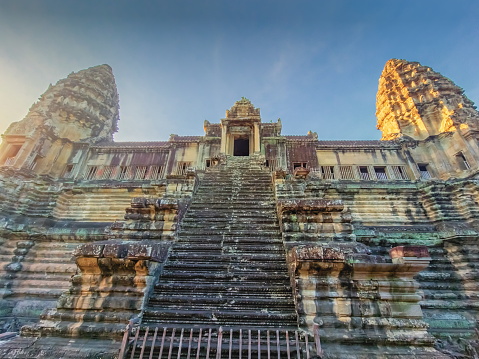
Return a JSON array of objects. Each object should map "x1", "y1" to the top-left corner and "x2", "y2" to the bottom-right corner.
[
  {"x1": 220, "y1": 122, "x2": 227, "y2": 154},
  {"x1": 253, "y1": 122, "x2": 260, "y2": 153}
]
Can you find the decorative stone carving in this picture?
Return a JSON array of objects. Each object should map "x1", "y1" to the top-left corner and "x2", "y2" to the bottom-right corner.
[
  {"x1": 390, "y1": 245, "x2": 432, "y2": 265},
  {"x1": 225, "y1": 97, "x2": 260, "y2": 120},
  {"x1": 1, "y1": 60, "x2": 479, "y2": 358}
]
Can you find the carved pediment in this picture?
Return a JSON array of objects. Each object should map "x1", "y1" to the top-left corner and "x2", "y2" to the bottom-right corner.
[{"x1": 225, "y1": 97, "x2": 260, "y2": 120}]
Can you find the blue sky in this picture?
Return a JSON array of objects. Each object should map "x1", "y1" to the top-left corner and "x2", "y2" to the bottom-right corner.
[{"x1": 1, "y1": 1, "x2": 478, "y2": 141}]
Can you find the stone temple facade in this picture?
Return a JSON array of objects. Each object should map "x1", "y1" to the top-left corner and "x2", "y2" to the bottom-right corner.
[{"x1": 1, "y1": 59, "x2": 479, "y2": 358}]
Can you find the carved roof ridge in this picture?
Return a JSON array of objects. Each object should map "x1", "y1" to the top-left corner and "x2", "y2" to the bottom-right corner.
[{"x1": 92, "y1": 141, "x2": 169, "y2": 148}]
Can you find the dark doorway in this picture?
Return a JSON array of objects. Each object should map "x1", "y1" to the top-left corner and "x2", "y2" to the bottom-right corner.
[{"x1": 234, "y1": 138, "x2": 249, "y2": 156}]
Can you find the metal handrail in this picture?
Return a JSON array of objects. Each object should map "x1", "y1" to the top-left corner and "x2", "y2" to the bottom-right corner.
[{"x1": 118, "y1": 324, "x2": 323, "y2": 359}]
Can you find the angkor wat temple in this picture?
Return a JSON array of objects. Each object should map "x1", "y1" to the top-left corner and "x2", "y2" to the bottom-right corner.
[{"x1": 1, "y1": 59, "x2": 479, "y2": 358}]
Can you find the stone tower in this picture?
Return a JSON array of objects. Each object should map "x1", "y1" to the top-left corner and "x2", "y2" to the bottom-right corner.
[
  {"x1": 0, "y1": 64, "x2": 119, "y2": 176},
  {"x1": 376, "y1": 59, "x2": 479, "y2": 140}
]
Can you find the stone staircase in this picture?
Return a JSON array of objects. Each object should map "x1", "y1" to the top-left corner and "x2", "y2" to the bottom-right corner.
[{"x1": 142, "y1": 156, "x2": 298, "y2": 329}]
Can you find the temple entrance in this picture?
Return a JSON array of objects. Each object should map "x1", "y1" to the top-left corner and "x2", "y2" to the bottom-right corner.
[{"x1": 233, "y1": 138, "x2": 249, "y2": 156}]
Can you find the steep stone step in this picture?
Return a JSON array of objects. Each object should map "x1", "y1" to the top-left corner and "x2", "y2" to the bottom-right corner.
[
  {"x1": 152, "y1": 292, "x2": 294, "y2": 310},
  {"x1": 171, "y1": 247, "x2": 286, "y2": 255},
  {"x1": 413, "y1": 243, "x2": 479, "y2": 340},
  {"x1": 181, "y1": 214, "x2": 277, "y2": 222},
  {"x1": 160, "y1": 270, "x2": 290, "y2": 282},
  {"x1": 187, "y1": 204, "x2": 276, "y2": 211},
  {"x1": 143, "y1": 157, "x2": 297, "y2": 329},
  {"x1": 167, "y1": 252, "x2": 287, "y2": 262},
  {"x1": 172, "y1": 238, "x2": 282, "y2": 245},
  {"x1": 143, "y1": 308, "x2": 297, "y2": 324},
  {"x1": 154, "y1": 281, "x2": 293, "y2": 294},
  {"x1": 165, "y1": 261, "x2": 288, "y2": 272},
  {"x1": 180, "y1": 222, "x2": 279, "y2": 230}
]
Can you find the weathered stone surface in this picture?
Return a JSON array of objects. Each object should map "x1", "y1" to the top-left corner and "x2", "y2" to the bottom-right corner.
[
  {"x1": 390, "y1": 245, "x2": 432, "y2": 265},
  {"x1": 293, "y1": 166, "x2": 310, "y2": 179},
  {"x1": 287, "y1": 243, "x2": 442, "y2": 357},
  {"x1": 73, "y1": 239, "x2": 169, "y2": 262},
  {"x1": 141, "y1": 156, "x2": 298, "y2": 329},
  {"x1": 6, "y1": 65, "x2": 119, "y2": 143},
  {"x1": 1, "y1": 60, "x2": 479, "y2": 358},
  {"x1": 277, "y1": 198, "x2": 354, "y2": 245},
  {"x1": 22, "y1": 240, "x2": 169, "y2": 339}
]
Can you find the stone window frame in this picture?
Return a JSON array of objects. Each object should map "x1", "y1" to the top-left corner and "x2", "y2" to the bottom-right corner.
[
  {"x1": 293, "y1": 162, "x2": 308, "y2": 169},
  {"x1": 320, "y1": 165, "x2": 335, "y2": 180},
  {"x1": 1, "y1": 143, "x2": 23, "y2": 166},
  {"x1": 85, "y1": 166, "x2": 98, "y2": 180},
  {"x1": 373, "y1": 166, "x2": 388, "y2": 181},
  {"x1": 358, "y1": 166, "x2": 371, "y2": 180},
  {"x1": 99, "y1": 166, "x2": 118, "y2": 180},
  {"x1": 391, "y1": 165, "x2": 409, "y2": 180},
  {"x1": 133, "y1": 166, "x2": 149, "y2": 180},
  {"x1": 417, "y1": 163, "x2": 432, "y2": 180},
  {"x1": 175, "y1": 161, "x2": 193, "y2": 176},
  {"x1": 148, "y1": 165, "x2": 165, "y2": 180},
  {"x1": 455, "y1": 151, "x2": 470, "y2": 170},
  {"x1": 63, "y1": 164, "x2": 76, "y2": 178},
  {"x1": 339, "y1": 165, "x2": 355, "y2": 180},
  {"x1": 312, "y1": 164, "x2": 412, "y2": 181}
]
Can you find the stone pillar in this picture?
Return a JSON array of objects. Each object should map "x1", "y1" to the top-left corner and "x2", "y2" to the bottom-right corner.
[
  {"x1": 253, "y1": 122, "x2": 261, "y2": 153},
  {"x1": 220, "y1": 122, "x2": 227, "y2": 154}
]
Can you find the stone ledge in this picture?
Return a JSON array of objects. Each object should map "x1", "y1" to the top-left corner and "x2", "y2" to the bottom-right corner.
[
  {"x1": 278, "y1": 199, "x2": 344, "y2": 213},
  {"x1": 73, "y1": 240, "x2": 169, "y2": 262},
  {"x1": 288, "y1": 243, "x2": 373, "y2": 263}
]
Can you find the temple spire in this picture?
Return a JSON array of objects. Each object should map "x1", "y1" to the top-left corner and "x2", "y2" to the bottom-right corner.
[
  {"x1": 376, "y1": 59, "x2": 479, "y2": 140},
  {"x1": 5, "y1": 64, "x2": 120, "y2": 143}
]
